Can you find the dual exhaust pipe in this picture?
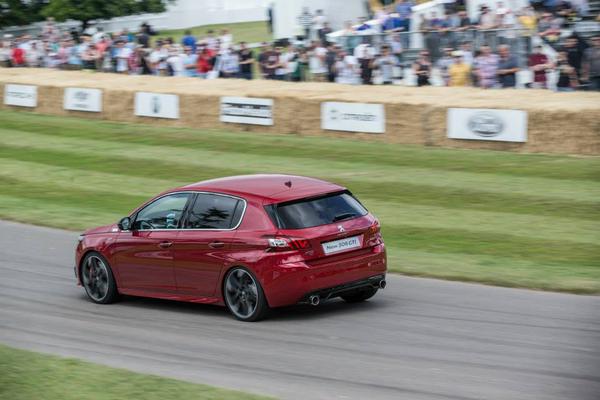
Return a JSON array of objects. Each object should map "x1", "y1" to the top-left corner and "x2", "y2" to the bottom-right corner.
[{"x1": 307, "y1": 279, "x2": 386, "y2": 306}]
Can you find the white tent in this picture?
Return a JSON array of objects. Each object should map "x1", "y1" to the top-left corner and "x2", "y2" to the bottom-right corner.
[{"x1": 272, "y1": 0, "x2": 369, "y2": 40}]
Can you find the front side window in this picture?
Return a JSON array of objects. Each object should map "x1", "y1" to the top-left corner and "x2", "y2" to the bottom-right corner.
[
  {"x1": 133, "y1": 193, "x2": 190, "y2": 230},
  {"x1": 186, "y1": 193, "x2": 244, "y2": 230}
]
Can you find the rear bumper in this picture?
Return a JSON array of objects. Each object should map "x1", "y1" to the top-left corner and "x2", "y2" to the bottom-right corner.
[
  {"x1": 261, "y1": 244, "x2": 387, "y2": 308},
  {"x1": 299, "y1": 274, "x2": 386, "y2": 303}
]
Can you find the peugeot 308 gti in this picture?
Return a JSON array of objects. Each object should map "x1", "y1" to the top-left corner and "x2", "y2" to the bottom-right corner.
[{"x1": 75, "y1": 175, "x2": 387, "y2": 321}]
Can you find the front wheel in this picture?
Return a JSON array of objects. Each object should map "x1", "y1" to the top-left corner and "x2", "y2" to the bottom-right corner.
[
  {"x1": 80, "y1": 252, "x2": 119, "y2": 304},
  {"x1": 224, "y1": 267, "x2": 269, "y2": 322},
  {"x1": 341, "y1": 287, "x2": 378, "y2": 303}
]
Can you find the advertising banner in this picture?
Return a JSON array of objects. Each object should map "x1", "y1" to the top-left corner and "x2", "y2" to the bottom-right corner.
[
  {"x1": 64, "y1": 87, "x2": 102, "y2": 112},
  {"x1": 321, "y1": 102, "x2": 385, "y2": 134},
  {"x1": 220, "y1": 97, "x2": 274, "y2": 126},
  {"x1": 4, "y1": 84, "x2": 37, "y2": 107},
  {"x1": 447, "y1": 108, "x2": 528, "y2": 142},
  {"x1": 135, "y1": 92, "x2": 179, "y2": 119}
]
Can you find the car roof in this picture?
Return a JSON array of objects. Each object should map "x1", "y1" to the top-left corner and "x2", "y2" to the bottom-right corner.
[{"x1": 176, "y1": 174, "x2": 345, "y2": 204}]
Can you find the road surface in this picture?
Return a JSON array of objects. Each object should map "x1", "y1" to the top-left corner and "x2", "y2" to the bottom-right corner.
[{"x1": 1, "y1": 220, "x2": 599, "y2": 400}]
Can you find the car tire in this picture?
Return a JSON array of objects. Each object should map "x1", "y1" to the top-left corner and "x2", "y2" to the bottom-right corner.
[
  {"x1": 80, "y1": 252, "x2": 119, "y2": 304},
  {"x1": 223, "y1": 267, "x2": 269, "y2": 322},
  {"x1": 341, "y1": 287, "x2": 378, "y2": 303}
]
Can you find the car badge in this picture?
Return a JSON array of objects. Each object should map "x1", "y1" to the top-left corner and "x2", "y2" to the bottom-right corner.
[{"x1": 337, "y1": 225, "x2": 345, "y2": 233}]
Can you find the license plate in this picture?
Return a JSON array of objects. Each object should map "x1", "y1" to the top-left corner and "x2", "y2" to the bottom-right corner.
[{"x1": 322, "y1": 235, "x2": 362, "y2": 255}]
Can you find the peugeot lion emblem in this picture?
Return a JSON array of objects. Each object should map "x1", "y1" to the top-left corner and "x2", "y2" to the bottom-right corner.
[
  {"x1": 468, "y1": 112, "x2": 504, "y2": 138},
  {"x1": 337, "y1": 225, "x2": 345, "y2": 233}
]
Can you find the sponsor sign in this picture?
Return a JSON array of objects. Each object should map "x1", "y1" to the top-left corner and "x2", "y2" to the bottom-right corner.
[
  {"x1": 447, "y1": 108, "x2": 528, "y2": 143},
  {"x1": 4, "y1": 84, "x2": 37, "y2": 107},
  {"x1": 321, "y1": 102, "x2": 385, "y2": 134},
  {"x1": 134, "y1": 92, "x2": 179, "y2": 119},
  {"x1": 220, "y1": 97, "x2": 274, "y2": 126},
  {"x1": 64, "y1": 87, "x2": 102, "y2": 112},
  {"x1": 322, "y1": 235, "x2": 362, "y2": 255}
]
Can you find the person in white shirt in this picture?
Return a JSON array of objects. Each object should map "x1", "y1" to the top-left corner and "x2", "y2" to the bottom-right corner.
[
  {"x1": 313, "y1": 10, "x2": 327, "y2": 42},
  {"x1": 115, "y1": 40, "x2": 132, "y2": 73},
  {"x1": 374, "y1": 45, "x2": 398, "y2": 84},
  {"x1": 309, "y1": 40, "x2": 328, "y2": 81},
  {"x1": 218, "y1": 46, "x2": 239, "y2": 78},
  {"x1": 335, "y1": 51, "x2": 360, "y2": 85},
  {"x1": 219, "y1": 29, "x2": 233, "y2": 52},
  {"x1": 166, "y1": 46, "x2": 185, "y2": 76}
]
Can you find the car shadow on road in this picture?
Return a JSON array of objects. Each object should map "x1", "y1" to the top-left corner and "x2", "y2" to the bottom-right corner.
[{"x1": 108, "y1": 294, "x2": 392, "y2": 322}]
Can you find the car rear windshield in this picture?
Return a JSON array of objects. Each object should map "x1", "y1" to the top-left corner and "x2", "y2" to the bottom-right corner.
[{"x1": 267, "y1": 191, "x2": 368, "y2": 229}]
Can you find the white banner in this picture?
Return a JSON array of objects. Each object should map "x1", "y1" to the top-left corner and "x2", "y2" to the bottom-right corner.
[
  {"x1": 220, "y1": 97, "x2": 274, "y2": 126},
  {"x1": 321, "y1": 102, "x2": 385, "y2": 134},
  {"x1": 447, "y1": 108, "x2": 528, "y2": 143},
  {"x1": 64, "y1": 87, "x2": 102, "y2": 112},
  {"x1": 134, "y1": 92, "x2": 179, "y2": 119},
  {"x1": 4, "y1": 84, "x2": 37, "y2": 107}
]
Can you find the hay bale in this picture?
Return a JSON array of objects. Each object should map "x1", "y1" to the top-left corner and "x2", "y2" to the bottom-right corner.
[{"x1": 1, "y1": 68, "x2": 599, "y2": 155}]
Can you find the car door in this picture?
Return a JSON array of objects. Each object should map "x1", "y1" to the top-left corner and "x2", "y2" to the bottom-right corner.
[
  {"x1": 171, "y1": 192, "x2": 245, "y2": 297},
  {"x1": 113, "y1": 192, "x2": 192, "y2": 293}
]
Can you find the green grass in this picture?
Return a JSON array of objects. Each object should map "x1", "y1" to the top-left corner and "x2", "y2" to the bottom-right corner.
[
  {"x1": 0, "y1": 344, "x2": 272, "y2": 400},
  {"x1": 159, "y1": 20, "x2": 272, "y2": 45},
  {"x1": 0, "y1": 109, "x2": 599, "y2": 293}
]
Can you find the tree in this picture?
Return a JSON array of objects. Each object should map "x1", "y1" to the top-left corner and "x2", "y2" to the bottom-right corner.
[
  {"x1": 41, "y1": 0, "x2": 175, "y2": 31},
  {"x1": 0, "y1": 0, "x2": 46, "y2": 28}
]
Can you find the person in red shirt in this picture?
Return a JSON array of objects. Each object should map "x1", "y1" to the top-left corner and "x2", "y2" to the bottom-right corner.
[
  {"x1": 196, "y1": 45, "x2": 215, "y2": 78},
  {"x1": 528, "y1": 45, "x2": 553, "y2": 89},
  {"x1": 11, "y1": 43, "x2": 25, "y2": 67}
]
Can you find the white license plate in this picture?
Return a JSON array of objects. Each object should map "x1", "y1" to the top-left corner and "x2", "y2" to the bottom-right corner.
[{"x1": 322, "y1": 235, "x2": 362, "y2": 255}]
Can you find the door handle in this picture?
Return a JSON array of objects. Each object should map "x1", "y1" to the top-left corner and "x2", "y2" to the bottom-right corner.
[
  {"x1": 158, "y1": 241, "x2": 173, "y2": 248},
  {"x1": 209, "y1": 241, "x2": 225, "y2": 249}
]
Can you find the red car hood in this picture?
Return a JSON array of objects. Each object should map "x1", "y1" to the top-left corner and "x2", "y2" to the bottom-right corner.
[{"x1": 84, "y1": 223, "x2": 119, "y2": 235}]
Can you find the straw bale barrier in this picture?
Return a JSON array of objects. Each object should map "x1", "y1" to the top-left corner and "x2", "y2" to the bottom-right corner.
[{"x1": 1, "y1": 68, "x2": 599, "y2": 155}]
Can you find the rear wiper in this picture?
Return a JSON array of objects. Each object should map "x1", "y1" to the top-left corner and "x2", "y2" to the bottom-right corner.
[{"x1": 332, "y1": 213, "x2": 357, "y2": 222}]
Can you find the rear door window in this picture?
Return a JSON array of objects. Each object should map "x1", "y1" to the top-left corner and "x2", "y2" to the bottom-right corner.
[
  {"x1": 185, "y1": 193, "x2": 244, "y2": 230},
  {"x1": 271, "y1": 192, "x2": 368, "y2": 229}
]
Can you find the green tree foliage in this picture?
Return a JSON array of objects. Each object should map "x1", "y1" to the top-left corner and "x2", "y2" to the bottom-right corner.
[{"x1": 0, "y1": 0, "x2": 174, "y2": 29}]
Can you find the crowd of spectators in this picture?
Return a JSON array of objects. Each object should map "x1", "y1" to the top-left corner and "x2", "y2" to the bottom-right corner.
[{"x1": 0, "y1": 0, "x2": 599, "y2": 91}]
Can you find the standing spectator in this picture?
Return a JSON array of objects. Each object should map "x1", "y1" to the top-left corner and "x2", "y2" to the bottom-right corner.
[
  {"x1": 319, "y1": 22, "x2": 333, "y2": 45},
  {"x1": 298, "y1": 7, "x2": 314, "y2": 40},
  {"x1": 564, "y1": 36, "x2": 584, "y2": 81},
  {"x1": 219, "y1": 29, "x2": 233, "y2": 52},
  {"x1": 205, "y1": 30, "x2": 218, "y2": 52},
  {"x1": 262, "y1": 44, "x2": 280, "y2": 79},
  {"x1": 237, "y1": 42, "x2": 254, "y2": 80},
  {"x1": 374, "y1": 45, "x2": 398, "y2": 85},
  {"x1": 309, "y1": 40, "x2": 328, "y2": 81},
  {"x1": 335, "y1": 50, "x2": 360, "y2": 84},
  {"x1": 182, "y1": 45, "x2": 198, "y2": 77},
  {"x1": 555, "y1": 50, "x2": 578, "y2": 91},
  {"x1": 181, "y1": 30, "x2": 197, "y2": 53},
  {"x1": 313, "y1": 10, "x2": 327, "y2": 42},
  {"x1": 437, "y1": 47, "x2": 455, "y2": 85},
  {"x1": 582, "y1": 35, "x2": 600, "y2": 91},
  {"x1": 528, "y1": 45, "x2": 552, "y2": 88},
  {"x1": 354, "y1": 38, "x2": 376, "y2": 84},
  {"x1": 26, "y1": 41, "x2": 44, "y2": 67},
  {"x1": 413, "y1": 50, "x2": 432, "y2": 86},
  {"x1": 218, "y1": 46, "x2": 239, "y2": 78},
  {"x1": 0, "y1": 40, "x2": 11, "y2": 67},
  {"x1": 389, "y1": 33, "x2": 404, "y2": 64},
  {"x1": 449, "y1": 51, "x2": 471, "y2": 86},
  {"x1": 497, "y1": 44, "x2": 519, "y2": 88},
  {"x1": 115, "y1": 40, "x2": 132, "y2": 73},
  {"x1": 395, "y1": 0, "x2": 414, "y2": 48},
  {"x1": 325, "y1": 43, "x2": 338, "y2": 82},
  {"x1": 460, "y1": 41, "x2": 474, "y2": 66},
  {"x1": 538, "y1": 13, "x2": 561, "y2": 44},
  {"x1": 166, "y1": 46, "x2": 185, "y2": 76},
  {"x1": 475, "y1": 44, "x2": 499, "y2": 88},
  {"x1": 196, "y1": 44, "x2": 215, "y2": 78},
  {"x1": 257, "y1": 42, "x2": 270, "y2": 78},
  {"x1": 81, "y1": 43, "x2": 99, "y2": 70},
  {"x1": 10, "y1": 42, "x2": 25, "y2": 67}
]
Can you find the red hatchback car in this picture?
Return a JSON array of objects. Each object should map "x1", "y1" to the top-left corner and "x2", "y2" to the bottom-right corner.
[{"x1": 75, "y1": 175, "x2": 387, "y2": 321}]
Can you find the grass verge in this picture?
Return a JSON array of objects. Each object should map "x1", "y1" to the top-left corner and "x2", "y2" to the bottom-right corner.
[
  {"x1": 159, "y1": 20, "x2": 271, "y2": 45},
  {"x1": 0, "y1": 110, "x2": 598, "y2": 293},
  {"x1": 0, "y1": 344, "x2": 272, "y2": 400}
]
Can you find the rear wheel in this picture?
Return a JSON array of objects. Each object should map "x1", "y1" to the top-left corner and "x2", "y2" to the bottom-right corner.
[
  {"x1": 224, "y1": 267, "x2": 269, "y2": 322},
  {"x1": 341, "y1": 287, "x2": 378, "y2": 303},
  {"x1": 81, "y1": 252, "x2": 118, "y2": 304}
]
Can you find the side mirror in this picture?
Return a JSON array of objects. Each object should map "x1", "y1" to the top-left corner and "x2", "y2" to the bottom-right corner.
[{"x1": 118, "y1": 217, "x2": 131, "y2": 231}]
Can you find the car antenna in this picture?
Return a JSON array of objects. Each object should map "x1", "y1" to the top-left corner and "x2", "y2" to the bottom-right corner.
[{"x1": 284, "y1": 180, "x2": 292, "y2": 188}]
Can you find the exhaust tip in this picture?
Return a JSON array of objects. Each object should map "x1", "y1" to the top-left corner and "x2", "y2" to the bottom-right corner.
[
  {"x1": 379, "y1": 280, "x2": 387, "y2": 289},
  {"x1": 309, "y1": 295, "x2": 320, "y2": 306}
]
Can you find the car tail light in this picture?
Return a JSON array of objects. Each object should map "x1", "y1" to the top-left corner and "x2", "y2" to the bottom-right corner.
[{"x1": 266, "y1": 236, "x2": 312, "y2": 252}]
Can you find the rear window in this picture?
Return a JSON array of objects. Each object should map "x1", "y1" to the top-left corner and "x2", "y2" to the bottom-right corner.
[{"x1": 267, "y1": 191, "x2": 368, "y2": 229}]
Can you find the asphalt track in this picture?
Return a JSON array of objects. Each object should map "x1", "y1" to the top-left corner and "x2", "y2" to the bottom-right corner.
[{"x1": 1, "y1": 220, "x2": 599, "y2": 400}]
